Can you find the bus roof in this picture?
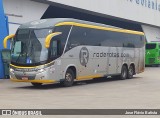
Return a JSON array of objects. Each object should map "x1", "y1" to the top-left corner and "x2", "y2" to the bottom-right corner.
[{"x1": 19, "y1": 18, "x2": 144, "y2": 35}]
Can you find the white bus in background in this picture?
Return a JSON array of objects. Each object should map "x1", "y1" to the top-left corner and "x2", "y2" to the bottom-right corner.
[{"x1": 3, "y1": 18, "x2": 145, "y2": 87}]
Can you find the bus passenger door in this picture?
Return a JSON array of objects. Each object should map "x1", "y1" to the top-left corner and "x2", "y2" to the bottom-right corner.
[{"x1": 49, "y1": 39, "x2": 62, "y2": 80}]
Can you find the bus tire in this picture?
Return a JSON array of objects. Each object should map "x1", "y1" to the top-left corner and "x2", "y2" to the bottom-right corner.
[
  {"x1": 31, "y1": 83, "x2": 42, "y2": 87},
  {"x1": 128, "y1": 65, "x2": 134, "y2": 79},
  {"x1": 120, "y1": 65, "x2": 128, "y2": 80},
  {"x1": 62, "y1": 69, "x2": 74, "y2": 87}
]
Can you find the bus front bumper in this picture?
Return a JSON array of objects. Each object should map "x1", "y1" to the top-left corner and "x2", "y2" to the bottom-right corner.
[
  {"x1": 145, "y1": 57, "x2": 160, "y2": 65},
  {"x1": 10, "y1": 78, "x2": 56, "y2": 84},
  {"x1": 9, "y1": 68, "x2": 57, "y2": 84}
]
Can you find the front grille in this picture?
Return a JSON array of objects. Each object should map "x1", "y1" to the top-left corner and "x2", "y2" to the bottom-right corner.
[
  {"x1": 149, "y1": 54, "x2": 156, "y2": 57},
  {"x1": 149, "y1": 58, "x2": 155, "y2": 64},
  {"x1": 15, "y1": 75, "x2": 36, "y2": 80}
]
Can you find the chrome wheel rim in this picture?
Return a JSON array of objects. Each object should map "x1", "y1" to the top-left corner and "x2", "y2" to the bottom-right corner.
[
  {"x1": 122, "y1": 68, "x2": 127, "y2": 78},
  {"x1": 65, "y1": 73, "x2": 72, "y2": 82},
  {"x1": 129, "y1": 68, "x2": 133, "y2": 76}
]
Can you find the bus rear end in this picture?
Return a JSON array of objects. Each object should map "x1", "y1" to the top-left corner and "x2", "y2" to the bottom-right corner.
[{"x1": 145, "y1": 43, "x2": 160, "y2": 66}]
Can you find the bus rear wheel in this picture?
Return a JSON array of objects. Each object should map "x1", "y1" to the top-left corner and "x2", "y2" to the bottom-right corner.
[
  {"x1": 128, "y1": 65, "x2": 134, "y2": 79},
  {"x1": 120, "y1": 65, "x2": 128, "y2": 80},
  {"x1": 61, "y1": 69, "x2": 74, "y2": 87},
  {"x1": 31, "y1": 83, "x2": 42, "y2": 87}
]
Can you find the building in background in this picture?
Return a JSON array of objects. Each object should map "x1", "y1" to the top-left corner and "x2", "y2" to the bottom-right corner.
[{"x1": 3, "y1": 0, "x2": 160, "y2": 42}]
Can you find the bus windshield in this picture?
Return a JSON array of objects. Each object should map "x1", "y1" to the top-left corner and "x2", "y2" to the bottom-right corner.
[
  {"x1": 146, "y1": 44, "x2": 156, "y2": 49},
  {"x1": 11, "y1": 28, "x2": 52, "y2": 65}
]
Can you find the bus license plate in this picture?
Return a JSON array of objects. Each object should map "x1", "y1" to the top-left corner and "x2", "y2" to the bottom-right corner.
[{"x1": 22, "y1": 77, "x2": 28, "y2": 80}]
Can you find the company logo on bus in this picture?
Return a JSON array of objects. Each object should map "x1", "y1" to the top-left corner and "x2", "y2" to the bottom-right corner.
[{"x1": 79, "y1": 47, "x2": 89, "y2": 66}]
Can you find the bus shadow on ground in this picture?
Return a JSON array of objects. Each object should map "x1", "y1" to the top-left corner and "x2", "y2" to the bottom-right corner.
[{"x1": 13, "y1": 77, "x2": 141, "y2": 90}]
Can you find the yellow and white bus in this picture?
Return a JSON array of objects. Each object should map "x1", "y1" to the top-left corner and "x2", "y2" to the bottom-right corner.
[{"x1": 4, "y1": 18, "x2": 145, "y2": 87}]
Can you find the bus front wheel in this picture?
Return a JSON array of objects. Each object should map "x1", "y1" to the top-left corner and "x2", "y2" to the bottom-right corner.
[{"x1": 61, "y1": 69, "x2": 74, "y2": 87}]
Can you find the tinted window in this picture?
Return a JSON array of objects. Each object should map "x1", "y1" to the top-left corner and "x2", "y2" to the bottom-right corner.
[
  {"x1": 86, "y1": 28, "x2": 144, "y2": 48},
  {"x1": 67, "y1": 26, "x2": 89, "y2": 50},
  {"x1": 146, "y1": 44, "x2": 156, "y2": 49},
  {"x1": 33, "y1": 29, "x2": 52, "y2": 38},
  {"x1": 67, "y1": 26, "x2": 144, "y2": 49},
  {"x1": 121, "y1": 34, "x2": 140, "y2": 48},
  {"x1": 17, "y1": 29, "x2": 30, "y2": 40},
  {"x1": 53, "y1": 26, "x2": 71, "y2": 54},
  {"x1": 86, "y1": 29, "x2": 111, "y2": 46}
]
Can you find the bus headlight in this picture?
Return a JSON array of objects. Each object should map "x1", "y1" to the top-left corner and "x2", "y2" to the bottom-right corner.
[
  {"x1": 39, "y1": 69, "x2": 45, "y2": 73},
  {"x1": 10, "y1": 68, "x2": 14, "y2": 72},
  {"x1": 157, "y1": 57, "x2": 160, "y2": 60}
]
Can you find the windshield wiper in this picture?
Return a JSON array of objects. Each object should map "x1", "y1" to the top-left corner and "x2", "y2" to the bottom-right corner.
[
  {"x1": 27, "y1": 43, "x2": 34, "y2": 57},
  {"x1": 15, "y1": 52, "x2": 27, "y2": 63}
]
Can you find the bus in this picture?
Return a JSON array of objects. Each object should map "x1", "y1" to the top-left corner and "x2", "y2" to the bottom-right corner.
[
  {"x1": 145, "y1": 42, "x2": 160, "y2": 66},
  {"x1": 3, "y1": 18, "x2": 145, "y2": 87}
]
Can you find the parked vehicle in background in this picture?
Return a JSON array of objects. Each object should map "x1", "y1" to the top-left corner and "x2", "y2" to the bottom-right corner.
[{"x1": 145, "y1": 42, "x2": 160, "y2": 66}]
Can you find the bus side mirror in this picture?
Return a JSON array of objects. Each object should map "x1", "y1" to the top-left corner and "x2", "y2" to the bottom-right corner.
[
  {"x1": 1, "y1": 49, "x2": 11, "y2": 63},
  {"x1": 3, "y1": 34, "x2": 15, "y2": 49},
  {"x1": 45, "y1": 32, "x2": 62, "y2": 48}
]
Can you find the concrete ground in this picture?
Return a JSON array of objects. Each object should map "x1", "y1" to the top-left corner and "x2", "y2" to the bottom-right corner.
[{"x1": 0, "y1": 67, "x2": 160, "y2": 118}]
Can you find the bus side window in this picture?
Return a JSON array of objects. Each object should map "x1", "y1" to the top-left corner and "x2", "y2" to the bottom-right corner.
[{"x1": 67, "y1": 26, "x2": 87, "y2": 50}]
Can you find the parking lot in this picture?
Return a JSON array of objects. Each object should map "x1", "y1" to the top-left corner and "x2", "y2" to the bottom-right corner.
[{"x1": 0, "y1": 67, "x2": 160, "y2": 117}]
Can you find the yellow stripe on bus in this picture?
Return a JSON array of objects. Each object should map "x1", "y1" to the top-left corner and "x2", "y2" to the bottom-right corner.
[
  {"x1": 10, "y1": 78, "x2": 56, "y2": 83},
  {"x1": 10, "y1": 61, "x2": 55, "y2": 69},
  {"x1": 77, "y1": 74, "x2": 103, "y2": 80},
  {"x1": 55, "y1": 22, "x2": 144, "y2": 35}
]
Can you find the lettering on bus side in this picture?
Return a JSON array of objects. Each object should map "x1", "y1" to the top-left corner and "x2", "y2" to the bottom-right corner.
[
  {"x1": 79, "y1": 47, "x2": 89, "y2": 66},
  {"x1": 93, "y1": 52, "x2": 129, "y2": 58},
  {"x1": 79, "y1": 47, "x2": 130, "y2": 66}
]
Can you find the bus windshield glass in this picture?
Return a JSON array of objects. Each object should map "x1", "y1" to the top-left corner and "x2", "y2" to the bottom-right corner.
[
  {"x1": 146, "y1": 44, "x2": 156, "y2": 49},
  {"x1": 11, "y1": 28, "x2": 52, "y2": 65}
]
